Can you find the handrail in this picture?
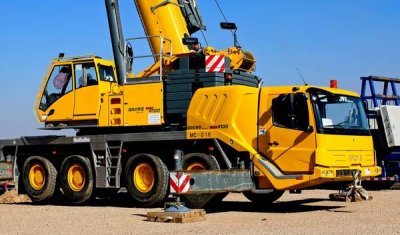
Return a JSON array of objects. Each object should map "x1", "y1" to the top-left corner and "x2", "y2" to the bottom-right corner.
[{"x1": 125, "y1": 35, "x2": 173, "y2": 80}]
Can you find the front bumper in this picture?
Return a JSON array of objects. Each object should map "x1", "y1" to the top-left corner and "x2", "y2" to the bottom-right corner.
[{"x1": 315, "y1": 165, "x2": 382, "y2": 180}]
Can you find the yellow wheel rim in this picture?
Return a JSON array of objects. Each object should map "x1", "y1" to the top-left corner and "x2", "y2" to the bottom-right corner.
[
  {"x1": 187, "y1": 162, "x2": 206, "y2": 171},
  {"x1": 67, "y1": 164, "x2": 86, "y2": 192},
  {"x1": 133, "y1": 163, "x2": 155, "y2": 193},
  {"x1": 29, "y1": 164, "x2": 46, "y2": 190}
]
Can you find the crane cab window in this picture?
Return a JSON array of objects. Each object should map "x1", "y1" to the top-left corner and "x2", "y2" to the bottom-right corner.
[
  {"x1": 272, "y1": 93, "x2": 309, "y2": 130},
  {"x1": 98, "y1": 65, "x2": 115, "y2": 82},
  {"x1": 39, "y1": 65, "x2": 73, "y2": 111},
  {"x1": 75, "y1": 63, "x2": 98, "y2": 88}
]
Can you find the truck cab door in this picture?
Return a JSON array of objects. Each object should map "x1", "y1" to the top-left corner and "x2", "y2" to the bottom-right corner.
[
  {"x1": 73, "y1": 63, "x2": 100, "y2": 122},
  {"x1": 263, "y1": 93, "x2": 316, "y2": 174}
]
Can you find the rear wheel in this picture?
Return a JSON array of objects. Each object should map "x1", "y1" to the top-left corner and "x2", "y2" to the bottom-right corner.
[
  {"x1": 22, "y1": 156, "x2": 57, "y2": 202},
  {"x1": 243, "y1": 190, "x2": 285, "y2": 205},
  {"x1": 60, "y1": 155, "x2": 93, "y2": 204},
  {"x1": 181, "y1": 153, "x2": 227, "y2": 209},
  {"x1": 124, "y1": 154, "x2": 169, "y2": 207}
]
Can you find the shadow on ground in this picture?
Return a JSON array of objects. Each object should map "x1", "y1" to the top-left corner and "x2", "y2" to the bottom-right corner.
[
  {"x1": 205, "y1": 198, "x2": 345, "y2": 214},
  {"x1": 11, "y1": 192, "x2": 347, "y2": 214}
]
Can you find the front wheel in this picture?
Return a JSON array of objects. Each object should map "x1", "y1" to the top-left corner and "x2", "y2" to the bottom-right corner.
[
  {"x1": 22, "y1": 156, "x2": 57, "y2": 202},
  {"x1": 181, "y1": 153, "x2": 226, "y2": 209},
  {"x1": 60, "y1": 155, "x2": 93, "y2": 204},
  {"x1": 124, "y1": 154, "x2": 169, "y2": 207}
]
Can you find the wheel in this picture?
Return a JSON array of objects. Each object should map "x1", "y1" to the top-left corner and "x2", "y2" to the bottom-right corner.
[
  {"x1": 60, "y1": 155, "x2": 93, "y2": 204},
  {"x1": 22, "y1": 156, "x2": 57, "y2": 202},
  {"x1": 181, "y1": 153, "x2": 227, "y2": 209},
  {"x1": 124, "y1": 154, "x2": 169, "y2": 207},
  {"x1": 243, "y1": 190, "x2": 285, "y2": 205}
]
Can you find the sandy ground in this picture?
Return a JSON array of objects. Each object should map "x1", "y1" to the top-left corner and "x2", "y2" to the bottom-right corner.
[{"x1": 0, "y1": 189, "x2": 399, "y2": 235}]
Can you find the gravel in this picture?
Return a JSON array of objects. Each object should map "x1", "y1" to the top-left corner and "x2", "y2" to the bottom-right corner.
[{"x1": 0, "y1": 189, "x2": 398, "y2": 235}]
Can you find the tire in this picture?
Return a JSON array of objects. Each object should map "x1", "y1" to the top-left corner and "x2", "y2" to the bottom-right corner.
[
  {"x1": 124, "y1": 154, "x2": 169, "y2": 207},
  {"x1": 181, "y1": 153, "x2": 226, "y2": 209},
  {"x1": 22, "y1": 156, "x2": 57, "y2": 202},
  {"x1": 60, "y1": 155, "x2": 93, "y2": 204},
  {"x1": 243, "y1": 190, "x2": 285, "y2": 205}
]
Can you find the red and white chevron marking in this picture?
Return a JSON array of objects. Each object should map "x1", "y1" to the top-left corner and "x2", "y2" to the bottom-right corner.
[
  {"x1": 170, "y1": 172, "x2": 190, "y2": 194},
  {"x1": 205, "y1": 55, "x2": 226, "y2": 73},
  {"x1": 364, "y1": 176, "x2": 399, "y2": 181}
]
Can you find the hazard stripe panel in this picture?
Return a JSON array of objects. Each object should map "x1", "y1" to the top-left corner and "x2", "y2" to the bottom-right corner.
[
  {"x1": 205, "y1": 55, "x2": 226, "y2": 73},
  {"x1": 170, "y1": 172, "x2": 190, "y2": 194}
]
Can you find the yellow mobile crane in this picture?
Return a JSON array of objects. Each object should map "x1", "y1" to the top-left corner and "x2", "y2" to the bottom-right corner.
[{"x1": 0, "y1": 0, "x2": 380, "y2": 208}]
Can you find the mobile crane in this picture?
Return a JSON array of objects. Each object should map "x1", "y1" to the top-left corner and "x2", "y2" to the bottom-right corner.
[{"x1": 0, "y1": 0, "x2": 380, "y2": 208}]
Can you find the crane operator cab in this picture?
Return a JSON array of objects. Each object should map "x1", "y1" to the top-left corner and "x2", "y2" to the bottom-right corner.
[{"x1": 35, "y1": 55, "x2": 118, "y2": 128}]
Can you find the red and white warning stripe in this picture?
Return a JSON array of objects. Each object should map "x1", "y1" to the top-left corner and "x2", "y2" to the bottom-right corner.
[
  {"x1": 364, "y1": 176, "x2": 399, "y2": 181},
  {"x1": 205, "y1": 55, "x2": 226, "y2": 73},
  {"x1": 170, "y1": 172, "x2": 190, "y2": 194}
]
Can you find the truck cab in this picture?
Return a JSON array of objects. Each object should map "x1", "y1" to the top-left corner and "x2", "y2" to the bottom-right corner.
[
  {"x1": 187, "y1": 85, "x2": 381, "y2": 191},
  {"x1": 259, "y1": 86, "x2": 379, "y2": 188}
]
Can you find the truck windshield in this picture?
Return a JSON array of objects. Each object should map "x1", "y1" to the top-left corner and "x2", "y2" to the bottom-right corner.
[{"x1": 310, "y1": 90, "x2": 370, "y2": 135}]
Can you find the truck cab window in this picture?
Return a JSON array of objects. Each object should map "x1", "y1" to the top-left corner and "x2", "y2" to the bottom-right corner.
[
  {"x1": 75, "y1": 63, "x2": 98, "y2": 88},
  {"x1": 39, "y1": 65, "x2": 73, "y2": 111},
  {"x1": 272, "y1": 93, "x2": 309, "y2": 130}
]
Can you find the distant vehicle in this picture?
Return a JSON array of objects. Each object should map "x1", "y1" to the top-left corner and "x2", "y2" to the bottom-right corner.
[
  {"x1": 0, "y1": 152, "x2": 15, "y2": 194},
  {"x1": 361, "y1": 76, "x2": 400, "y2": 181}
]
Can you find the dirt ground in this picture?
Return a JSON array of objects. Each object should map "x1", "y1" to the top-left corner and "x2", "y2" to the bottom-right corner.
[{"x1": 0, "y1": 189, "x2": 399, "y2": 235}]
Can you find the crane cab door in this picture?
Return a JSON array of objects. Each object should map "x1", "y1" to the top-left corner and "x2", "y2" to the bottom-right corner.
[
  {"x1": 38, "y1": 64, "x2": 74, "y2": 122},
  {"x1": 261, "y1": 93, "x2": 316, "y2": 174},
  {"x1": 73, "y1": 63, "x2": 100, "y2": 122}
]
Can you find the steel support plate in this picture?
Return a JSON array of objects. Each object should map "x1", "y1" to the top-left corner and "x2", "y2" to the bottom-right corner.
[{"x1": 172, "y1": 169, "x2": 253, "y2": 194}]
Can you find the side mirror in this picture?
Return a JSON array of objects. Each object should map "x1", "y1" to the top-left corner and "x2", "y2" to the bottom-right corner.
[
  {"x1": 220, "y1": 22, "x2": 237, "y2": 30},
  {"x1": 289, "y1": 93, "x2": 313, "y2": 132},
  {"x1": 304, "y1": 125, "x2": 313, "y2": 133},
  {"x1": 362, "y1": 100, "x2": 370, "y2": 112}
]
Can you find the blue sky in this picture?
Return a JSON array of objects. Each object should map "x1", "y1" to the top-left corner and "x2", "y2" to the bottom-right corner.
[{"x1": 0, "y1": 0, "x2": 399, "y2": 138}]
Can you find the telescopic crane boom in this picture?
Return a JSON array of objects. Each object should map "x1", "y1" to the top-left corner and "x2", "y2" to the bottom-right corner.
[{"x1": 134, "y1": 0, "x2": 205, "y2": 57}]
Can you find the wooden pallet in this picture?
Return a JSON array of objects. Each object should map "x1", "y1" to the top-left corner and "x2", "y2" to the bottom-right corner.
[{"x1": 147, "y1": 209, "x2": 206, "y2": 223}]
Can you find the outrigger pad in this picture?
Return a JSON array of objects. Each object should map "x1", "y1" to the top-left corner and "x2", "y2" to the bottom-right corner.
[
  {"x1": 147, "y1": 209, "x2": 206, "y2": 223},
  {"x1": 329, "y1": 187, "x2": 372, "y2": 202},
  {"x1": 329, "y1": 170, "x2": 372, "y2": 202}
]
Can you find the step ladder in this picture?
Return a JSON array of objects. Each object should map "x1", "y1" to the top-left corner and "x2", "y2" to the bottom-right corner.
[{"x1": 105, "y1": 141, "x2": 122, "y2": 188}]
